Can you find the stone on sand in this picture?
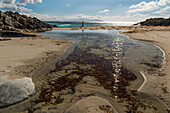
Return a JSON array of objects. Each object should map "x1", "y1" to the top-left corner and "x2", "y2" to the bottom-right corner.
[{"x1": 0, "y1": 77, "x2": 35, "y2": 105}]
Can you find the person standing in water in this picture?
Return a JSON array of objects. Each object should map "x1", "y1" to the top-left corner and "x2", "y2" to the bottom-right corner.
[
  {"x1": 82, "y1": 21, "x2": 84, "y2": 27},
  {"x1": 82, "y1": 21, "x2": 84, "y2": 32}
]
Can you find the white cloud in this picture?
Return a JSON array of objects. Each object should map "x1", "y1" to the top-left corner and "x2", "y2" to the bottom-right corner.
[
  {"x1": 157, "y1": 0, "x2": 170, "y2": 6},
  {"x1": 66, "y1": 4, "x2": 70, "y2": 7},
  {"x1": 16, "y1": 2, "x2": 26, "y2": 6},
  {"x1": 128, "y1": 1, "x2": 158, "y2": 13},
  {"x1": 18, "y1": 6, "x2": 32, "y2": 12},
  {"x1": 0, "y1": 0, "x2": 33, "y2": 12},
  {"x1": 0, "y1": 0, "x2": 42, "y2": 12},
  {"x1": 0, "y1": 3, "x2": 18, "y2": 11},
  {"x1": 153, "y1": 6, "x2": 170, "y2": 14},
  {"x1": 20, "y1": 0, "x2": 42, "y2": 4},
  {"x1": 153, "y1": 10, "x2": 167, "y2": 14},
  {"x1": 98, "y1": 9, "x2": 110, "y2": 14},
  {"x1": 128, "y1": 0, "x2": 170, "y2": 14},
  {"x1": 3, "y1": 0, "x2": 15, "y2": 4},
  {"x1": 23, "y1": 12, "x2": 164, "y2": 23}
]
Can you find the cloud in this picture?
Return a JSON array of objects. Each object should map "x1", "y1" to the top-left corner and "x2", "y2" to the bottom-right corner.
[
  {"x1": 128, "y1": 0, "x2": 170, "y2": 14},
  {"x1": 0, "y1": 0, "x2": 33, "y2": 12},
  {"x1": 23, "y1": 12, "x2": 164, "y2": 23},
  {"x1": 153, "y1": 6, "x2": 170, "y2": 14},
  {"x1": 3, "y1": 0, "x2": 15, "y2": 4},
  {"x1": 128, "y1": 1, "x2": 158, "y2": 13},
  {"x1": 66, "y1": 4, "x2": 70, "y2": 7},
  {"x1": 98, "y1": 9, "x2": 110, "y2": 14},
  {"x1": 0, "y1": 3, "x2": 18, "y2": 11},
  {"x1": 24, "y1": 12, "x2": 61, "y2": 20},
  {"x1": 18, "y1": 6, "x2": 33, "y2": 12},
  {"x1": 0, "y1": 0, "x2": 42, "y2": 12},
  {"x1": 157, "y1": 0, "x2": 170, "y2": 6},
  {"x1": 20, "y1": 0, "x2": 42, "y2": 4}
]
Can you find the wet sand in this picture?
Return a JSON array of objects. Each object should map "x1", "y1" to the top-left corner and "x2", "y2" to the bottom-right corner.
[
  {"x1": 123, "y1": 30, "x2": 170, "y2": 109},
  {"x1": 0, "y1": 36, "x2": 73, "y2": 82}
]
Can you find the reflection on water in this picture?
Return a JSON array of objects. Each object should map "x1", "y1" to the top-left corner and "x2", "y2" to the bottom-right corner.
[{"x1": 36, "y1": 30, "x2": 164, "y2": 112}]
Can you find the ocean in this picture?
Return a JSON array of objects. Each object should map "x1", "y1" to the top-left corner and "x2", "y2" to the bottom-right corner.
[{"x1": 45, "y1": 21, "x2": 136, "y2": 27}]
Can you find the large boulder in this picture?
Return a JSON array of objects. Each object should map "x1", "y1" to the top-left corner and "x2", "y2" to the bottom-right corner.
[{"x1": 0, "y1": 77, "x2": 35, "y2": 105}]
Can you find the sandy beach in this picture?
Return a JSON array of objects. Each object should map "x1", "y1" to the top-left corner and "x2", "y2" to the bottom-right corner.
[
  {"x1": 1, "y1": 26, "x2": 170, "y2": 113},
  {"x1": 0, "y1": 36, "x2": 73, "y2": 82}
]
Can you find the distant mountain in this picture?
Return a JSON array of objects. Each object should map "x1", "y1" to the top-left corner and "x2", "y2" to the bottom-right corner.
[
  {"x1": 135, "y1": 17, "x2": 170, "y2": 26},
  {"x1": 0, "y1": 10, "x2": 53, "y2": 32}
]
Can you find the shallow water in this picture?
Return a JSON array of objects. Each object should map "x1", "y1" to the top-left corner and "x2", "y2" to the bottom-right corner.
[
  {"x1": 37, "y1": 30, "x2": 165, "y2": 112},
  {"x1": 40, "y1": 30, "x2": 164, "y2": 76}
]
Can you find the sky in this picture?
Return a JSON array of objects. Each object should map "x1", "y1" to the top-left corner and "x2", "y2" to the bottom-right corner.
[{"x1": 0, "y1": 0, "x2": 170, "y2": 22}]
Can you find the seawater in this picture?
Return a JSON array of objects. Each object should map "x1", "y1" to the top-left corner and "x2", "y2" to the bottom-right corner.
[
  {"x1": 45, "y1": 21, "x2": 135, "y2": 27},
  {"x1": 39, "y1": 30, "x2": 164, "y2": 79}
]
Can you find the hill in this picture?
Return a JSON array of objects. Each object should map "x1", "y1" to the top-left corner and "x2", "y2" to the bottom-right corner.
[{"x1": 0, "y1": 10, "x2": 53, "y2": 32}]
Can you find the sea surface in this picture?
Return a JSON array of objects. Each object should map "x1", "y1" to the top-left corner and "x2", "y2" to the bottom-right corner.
[{"x1": 45, "y1": 21, "x2": 136, "y2": 27}]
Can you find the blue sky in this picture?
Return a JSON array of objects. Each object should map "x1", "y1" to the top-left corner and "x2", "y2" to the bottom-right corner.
[{"x1": 0, "y1": 0, "x2": 170, "y2": 22}]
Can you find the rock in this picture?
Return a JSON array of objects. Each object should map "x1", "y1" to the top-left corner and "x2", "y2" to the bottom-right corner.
[
  {"x1": 65, "y1": 96, "x2": 117, "y2": 113},
  {"x1": 0, "y1": 10, "x2": 53, "y2": 32},
  {"x1": 135, "y1": 17, "x2": 170, "y2": 26},
  {"x1": 0, "y1": 77, "x2": 35, "y2": 105},
  {"x1": 0, "y1": 31, "x2": 36, "y2": 37}
]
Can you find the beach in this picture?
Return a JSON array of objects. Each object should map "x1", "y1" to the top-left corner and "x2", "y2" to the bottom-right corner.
[
  {"x1": 0, "y1": 36, "x2": 73, "y2": 82},
  {"x1": 1, "y1": 0, "x2": 170, "y2": 111},
  {"x1": 0, "y1": 26, "x2": 170, "y2": 113}
]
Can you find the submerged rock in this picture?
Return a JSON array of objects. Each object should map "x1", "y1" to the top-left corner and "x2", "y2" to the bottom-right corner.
[{"x1": 0, "y1": 77, "x2": 35, "y2": 105}]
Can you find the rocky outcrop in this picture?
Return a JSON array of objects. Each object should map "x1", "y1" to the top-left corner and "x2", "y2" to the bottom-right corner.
[
  {"x1": 135, "y1": 17, "x2": 170, "y2": 26},
  {"x1": 0, "y1": 77, "x2": 35, "y2": 106},
  {"x1": 0, "y1": 10, "x2": 53, "y2": 32},
  {"x1": 0, "y1": 31, "x2": 36, "y2": 37}
]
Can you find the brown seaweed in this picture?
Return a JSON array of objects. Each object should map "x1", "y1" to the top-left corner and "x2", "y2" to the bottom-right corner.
[{"x1": 33, "y1": 42, "x2": 155, "y2": 112}]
